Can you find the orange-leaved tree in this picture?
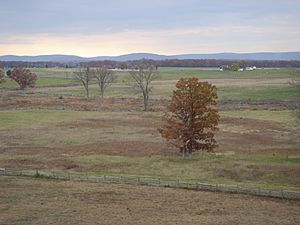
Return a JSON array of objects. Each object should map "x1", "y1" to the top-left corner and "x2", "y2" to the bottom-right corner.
[
  {"x1": 10, "y1": 67, "x2": 37, "y2": 89},
  {"x1": 158, "y1": 77, "x2": 219, "y2": 159}
]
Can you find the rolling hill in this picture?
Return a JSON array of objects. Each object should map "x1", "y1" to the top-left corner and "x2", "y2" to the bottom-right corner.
[{"x1": 1, "y1": 52, "x2": 300, "y2": 62}]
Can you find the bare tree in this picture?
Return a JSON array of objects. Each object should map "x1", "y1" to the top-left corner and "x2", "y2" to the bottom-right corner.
[
  {"x1": 93, "y1": 67, "x2": 116, "y2": 98},
  {"x1": 73, "y1": 67, "x2": 93, "y2": 98},
  {"x1": 129, "y1": 64, "x2": 157, "y2": 111}
]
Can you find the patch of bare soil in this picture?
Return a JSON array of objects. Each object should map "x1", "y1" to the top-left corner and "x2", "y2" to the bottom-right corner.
[
  {"x1": 0, "y1": 176, "x2": 300, "y2": 225},
  {"x1": 58, "y1": 117, "x2": 160, "y2": 129},
  {"x1": 0, "y1": 158, "x2": 80, "y2": 171},
  {"x1": 219, "y1": 100, "x2": 300, "y2": 110},
  {"x1": 221, "y1": 117, "x2": 289, "y2": 131},
  {"x1": 217, "y1": 117, "x2": 300, "y2": 156},
  {"x1": 0, "y1": 94, "x2": 150, "y2": 111},
  {"x1": 2, "y1": 114, "x2": 299, "y2": 168},
  {"x1": 0, "y1": 92, "x2": 298, "y2": 111},
  {"x1": 5, "y1": 141, "x2": 175, "y2": 157}
]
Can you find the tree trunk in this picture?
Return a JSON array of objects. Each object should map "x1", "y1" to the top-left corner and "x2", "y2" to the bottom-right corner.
[
  {"x1": 143, "y1": 92, "x2": 149, "y2": 111},
  {"x1": 182, "y1": 147, "x2": 192, "y2": 160},
  {"x1": 85, "y1": 86, "x2": 89, "y2": 98},
  {"x1": 100, "y1": 83, "x2": 104, "y2": 99}
]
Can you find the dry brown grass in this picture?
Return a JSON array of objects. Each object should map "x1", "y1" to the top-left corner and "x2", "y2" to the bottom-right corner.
[{"x1": 1, "y1": 176, "x2": 300, "y2": 225}]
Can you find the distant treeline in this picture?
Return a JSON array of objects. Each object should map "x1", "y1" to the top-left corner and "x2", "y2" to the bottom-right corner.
[{"x1": 1, "y1": 58, "x2": 300, "y2": 68}]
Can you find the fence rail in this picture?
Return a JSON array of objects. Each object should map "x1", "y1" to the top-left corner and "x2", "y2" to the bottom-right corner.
[{"x1": 1, "y1": 167, "x2": 300, "y2": 200}]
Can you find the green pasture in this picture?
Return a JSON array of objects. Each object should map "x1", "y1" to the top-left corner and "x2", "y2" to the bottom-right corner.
[
  {"x1": 0, "y1": 77, "x2": 79, "y2": 89},
  {"x1": 24, "y1": 82, "x2": 299, "y2": 102},
  {"x1": 156, "y1": 67, "x2": 300, "y2": 80},
  {"x1": 3, "y1": 67, "x2": 300, "y2": 81},
  {"x1": 30, "y1": 67, "x2": 77, "y2": 77},
  {"x1": 218, "y1": 86, "x2": 300, "y2": 101},
  {"x1": 1, "y1": 67, "x2": 299, "y2": 101}
]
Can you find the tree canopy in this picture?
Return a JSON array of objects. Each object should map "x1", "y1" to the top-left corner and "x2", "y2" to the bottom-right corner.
[
  {"x1": 10, "y1": 67, "x2": 37, "y2": 89},
  {"x1": 93, "y1": 67, "x2": 116, "y2": 98},
  {"x1": 129, "y1": 64, "x2": 158, "y2": 111},
  {"x1": 73, "y1": 67, "x2": 93, "y2": 98},
  {"x1": 158, "y1": 77, "x2": 219, "y2": 159}
]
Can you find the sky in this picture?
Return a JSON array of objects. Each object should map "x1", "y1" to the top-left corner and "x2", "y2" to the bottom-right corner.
[{"x1": 0, "y1": 0, "x2": 300, "y2": 56}]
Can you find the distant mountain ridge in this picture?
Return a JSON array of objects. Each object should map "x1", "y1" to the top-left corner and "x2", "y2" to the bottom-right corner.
[{"x1": 1, "y1": 52, "x2": 300, "y2": 62}]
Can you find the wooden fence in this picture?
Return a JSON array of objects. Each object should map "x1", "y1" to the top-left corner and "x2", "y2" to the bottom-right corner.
[{"x1": 1, "y1": 167, "x2": 299, "y2": 200}]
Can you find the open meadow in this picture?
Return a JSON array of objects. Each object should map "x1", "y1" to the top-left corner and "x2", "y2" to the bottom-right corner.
[{"x1": 0, "y1": 67, "x2": 300, "y2": 224}]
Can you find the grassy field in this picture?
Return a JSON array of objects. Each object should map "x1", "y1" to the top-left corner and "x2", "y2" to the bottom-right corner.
[
  {"x1": 0, "y1": 108, "x2": 299, "y2": 190},
  {"x1": 0, "y1": 67, "x2": 299, "y2": 191},
  {"x1": 3, "y1": 79, "x2": 298, "y2": 102},
  {"x1": 25, "y1": 67, "x2": 300, "y2": 79},
  {"x1": 156, "y1": 67, "x2": 300, "y2": 79},
  {"x1": 30, "y1": 67, "x2": 77, "y2": 77},
  {"x1": 0, "y1": 77, "x2": 80, "y2": 89},
  {"x1": 1, "y1": 67, "x2": 299, "y2": 101}
]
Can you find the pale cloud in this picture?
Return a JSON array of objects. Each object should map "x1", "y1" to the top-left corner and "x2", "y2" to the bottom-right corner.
[
  {"x1": 1, "y1": 0, "x2": 299, "y2": 55},
  {"x1": 1, "y1": 23, "x2": 299, "y2": 56}
]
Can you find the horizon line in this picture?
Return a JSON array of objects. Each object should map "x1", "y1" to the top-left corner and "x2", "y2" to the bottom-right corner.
[{"x1": 1, "y1": 51, "x2": 300, "y2": 58}]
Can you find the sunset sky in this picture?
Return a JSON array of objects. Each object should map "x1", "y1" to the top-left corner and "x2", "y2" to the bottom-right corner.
[{"x1": 1, "y1": 0, "x2": 300, "y2": 56}]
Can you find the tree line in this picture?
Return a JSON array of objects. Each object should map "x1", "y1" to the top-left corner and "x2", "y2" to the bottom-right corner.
[{"x1": 1, "y1": 58, "x2": 300, "y2": 69}]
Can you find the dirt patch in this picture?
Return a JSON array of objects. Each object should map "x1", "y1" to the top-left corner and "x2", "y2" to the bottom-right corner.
[
  {"x1": 220, "y1": 116, "x2": 289, "y2": 132},
  {"x1": 0, "y1": 158, "x2": 80, "y2": 171},
  {"x1": 1, "y1": 176, "x2": 300, "y2": 225},
  {"x1": 0, "y1": 94, "x2": 165, "y2": 111},
  {"x1": 252, "y1": 164, "x2": 300, "y2": 186},
  {"x1": 1, "y1": 112, "x2": 299, "y2": 159},
  {"x1": 217, "y1": 116, "x2": 300, "y2": 155},
  {"x1": 5, "y1": 141, "x2": 176, "y2": 158},
  {"x1": 0, "y1": 93, "x2": 298, "y2": 111},
  {"x1": 58, "y1": 119, "x2": 112, "y2": 129},
  {"x1": 219, "y1": 100, "x2": 300, "y2": 110},
  {"x1": 58, "y1": 117, "x2": 160, "y2": 129}
]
